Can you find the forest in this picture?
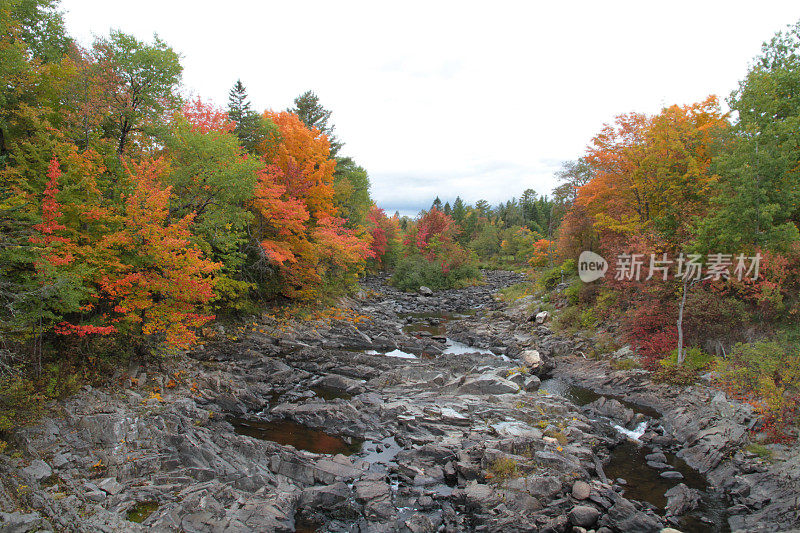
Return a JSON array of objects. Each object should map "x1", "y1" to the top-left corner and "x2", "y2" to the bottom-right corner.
[{"x1": 1, "y1": 0, "x2": 799, "y2": 444}]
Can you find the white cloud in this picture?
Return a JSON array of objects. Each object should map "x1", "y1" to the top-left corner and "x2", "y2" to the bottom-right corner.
[{"x1": 60, "y1": 0, "x2": 800, "y2": 215}]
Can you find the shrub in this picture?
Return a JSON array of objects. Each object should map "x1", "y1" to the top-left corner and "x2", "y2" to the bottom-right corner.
[
  {"x1": 553, "y1": 306, "x2": 582, "y2": 332},
  {"x1": 487, "y1": 457, "x2": 519, "y2": 481},
  {"x1": 611, "y1": 358, "x2": 641, "y2": 371},
  {"x1": 579, "y1": 308, "x2": 598, "y2": 328},
  {"x1": 716, "y1": 341, "x2": 800, "y2": 442},
  {"x1": 653, "y1": 347, "x2": 713, "y2": 385},
  {"x1": 565, "y1": 281, "x2": 581, "y2": 305},
  {"x1": 498, "y1": 282, "x2": 535, "y2": 302},
  {"x1": 537, "y1": 259, "x2": 576, "y2": 290},
  {"x1": 391, "y1": 255, "x2": 480, "y2": 292},
  {"x1": 622, "y1": 298, "x2": 678, "y2": 368}
]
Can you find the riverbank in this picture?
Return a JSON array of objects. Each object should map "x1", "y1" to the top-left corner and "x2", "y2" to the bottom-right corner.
[{"x1": 0, "y1": 271, "x2": 797, "y2": 532}]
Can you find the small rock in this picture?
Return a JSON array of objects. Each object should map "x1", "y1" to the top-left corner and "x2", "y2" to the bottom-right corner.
[
  {"x1": 51, "y1": 453, "x2": 69, "y2": 469},
  {"x1": 0, "y1": 511, "x2": 49, "y2": 532},
  {"x1": 646, "y1": 452, "x2": 667, "y2": 463},
  {"x1": 457, "y1": 374, "x2": 520, "y2": 395},
  {"x1": 660, "y1": 471, "x2": 684, "y2": 480},
  {"x1": 418, "y1": 286, "x2": 433, "y2": 296},
  {"x1": 97, "y1": 477, "x2": 123, "y2": 495},
  {"x1": 664, "y1": 483, "x2": 701, "y2": 516},
  {"x1": 572, "y1": 480, "x2": 591, "y2": 500},
  {"x1": 535, "y1": 311, "x2": 550, "y2": 324},
  {"x1": 524, "y1": 375, "x2": 541, "y2": 391}
]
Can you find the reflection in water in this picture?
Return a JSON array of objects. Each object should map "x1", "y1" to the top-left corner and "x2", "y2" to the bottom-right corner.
[
  {"x1": 228, "y1": 416, "x2": 363, "y2": 455},
  {"x1": 310, "y1": 386, "x2": 352, "y2": 401},
  {"x1": 539, "y1": 377, "x2": 601, "y2": 405},
  {"x1": 606, "y1": 441, "x2": 729, "y2": 533},
  {"x1": 540, "y1": 377, "x2": 661, "y2": 418}
]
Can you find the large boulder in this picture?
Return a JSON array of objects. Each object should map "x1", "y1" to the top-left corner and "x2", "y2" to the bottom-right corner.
[
  {"x1": 664, "y1": 483, "x2": 701, "y2": 517},
  {"x1": 22, "y1": 460, "x2": 52, "y2": 481},
  {"x1": 457, "y1": 375, "x2": 520, "y2": 395},
  {"x1": 521, "y1": 349, "x2": 542, "y2": 369},
  {"x1": 584, "y1": 397, "x2": 635, "y2": 427},
  {"x1": 569, "y1": 505, "x2": 600, "y2": 527}
]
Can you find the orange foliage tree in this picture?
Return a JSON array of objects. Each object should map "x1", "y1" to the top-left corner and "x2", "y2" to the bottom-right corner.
[{"x1": 251, "y1": 111, "x2": 370, "y2": 299}]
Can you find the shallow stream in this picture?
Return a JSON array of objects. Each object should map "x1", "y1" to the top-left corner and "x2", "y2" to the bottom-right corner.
[{"x1": 541, "y1": 377, "x2": 730, "y2": 533}]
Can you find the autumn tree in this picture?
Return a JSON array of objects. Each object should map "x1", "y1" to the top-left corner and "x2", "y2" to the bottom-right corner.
[
  {"x1": 253, "y1": 110, "x2": 369, "y2": 299},
  {"x1": 695, "y1": 22, "x2": 800, "y2": 253},
  {"x1": 93, "y1": 31, "x2": 182, "y2": 154},
  {"x1": 161, "y1": 99, "x2": 263, "y2": 306},
  {"x1": 579, "y1": 97, "x2": 728, "y2": 249},
  {"x1": 333, "y1": 156, "x2": 372, "y2": 229}
]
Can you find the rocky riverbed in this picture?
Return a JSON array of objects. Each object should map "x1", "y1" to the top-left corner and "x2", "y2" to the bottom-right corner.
[{"x1": 1, "y1": 271, "x2": 798, "y2": 532}]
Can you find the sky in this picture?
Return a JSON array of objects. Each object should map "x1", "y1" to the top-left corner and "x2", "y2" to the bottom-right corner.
[{"x1": 60, "y1": 1, "x2": 800, "y2": 217}]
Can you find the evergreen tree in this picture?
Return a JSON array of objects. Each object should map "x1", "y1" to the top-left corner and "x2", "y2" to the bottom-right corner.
[
  {"x1": 444, "y1": 201, "x2": 451, "y2": 215},
  {"x1": 289, "y1": 90, "x2": 342, "y2": 156},
  {"x1": 451, "y1": 197, "x2": 466, "y2": 224},
  {"x1": 432, "y1": 196, "x2": 443, "y2": 210},
  {"x1": 226, "y1": 80, "x2": 273, "y2": 154}
]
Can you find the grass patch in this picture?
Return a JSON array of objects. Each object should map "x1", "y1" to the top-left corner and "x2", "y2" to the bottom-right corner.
[
  {"x1": 611, "y1": 358, "x2": 641, "y2": 371},
  {"x1": 652, "y1": 347, "x2": 713, "y2": 385},
  {"x1": 126, "y1": 501, "x2": 159, "y2": 523},
  {"x1": 745, "y1": 443, "x2": 774, "y2": 461},
  {"x1": 497, "y1": 281, "x2": 536, "y2": 302},
  {"x1": 487, "y1": 457, "x2": 519, "y2": 481}
]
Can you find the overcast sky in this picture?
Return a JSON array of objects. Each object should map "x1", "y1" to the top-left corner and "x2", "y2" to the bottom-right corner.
[{"x1": 60, "y1": 1, "x2": 800, "y2": 216}]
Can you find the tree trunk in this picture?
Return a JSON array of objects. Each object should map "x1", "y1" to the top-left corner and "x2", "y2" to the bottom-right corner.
[{"x1": 677, "y1": 277, "x2": 689, "y2": 366}]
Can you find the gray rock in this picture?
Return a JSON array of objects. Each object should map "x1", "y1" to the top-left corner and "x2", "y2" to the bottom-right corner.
[
  {"x1": 354, "y1": 479, "x2": 390, "y2": 502},
  {"x1": 660, "y1": 471, "x2": 684, "y2": 480},
  {"x1": 299, "y1": 482, "x2": 350, "y2": 508},
  {"x1": 523, "y1": 375, "x2": 541, "y2": 391},
  {"x1": 418, "y1": 286, "x2": 433, "y2": 296},
  {"x1": 602, "y1": 496, "x2": 662, "y2": 531},
  {"x1": 664, "y1": 483, "x2": 701, "y2": 516},
  {"x1": 585, "y1": 397, "x2": 635, "y2": 426},
  {"x1": 51, "y1": 453, "x2": 69, "y2": 469},
  {"x1": 569, "y1": 505, "x2": 600, "y2": 527},
  {"x1": 457, "y1": 374, "x2": 520, "y2": 395},
  {"x1": 521, "y1": 349, "x2": 542, "y2": 368},
  {"x1": 645, "y1": 452, "x2": 667, "y2": 463},
  {"x1": 97, "y1": 477, "x2": 123, "y2": 495},
  {"x1": 0, "y1": 511, "x2": 50, "y2": 533},
  {"x1": 572, "y1": 480, "x2": 591, "y2": 500},
  {"x1": 22, "y1": 459, "x2": 52, "y2": 481},
  {"x1": 461, "y1": 482, "x2": 501, "y2": 510}
]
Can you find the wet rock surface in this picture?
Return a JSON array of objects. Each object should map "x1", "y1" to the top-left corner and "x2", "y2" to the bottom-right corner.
[
  {"x1": 0, "y1": 270, "x2": 797, "y2": 532},
  {"x1": 552, "y1": 348, "x2": 800, "y2": 532}
]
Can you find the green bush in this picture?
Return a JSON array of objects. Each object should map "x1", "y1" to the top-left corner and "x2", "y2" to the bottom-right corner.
[
  {"x1": 579, "y1": 308, "x2": 598, "y2": 328},
  {"x1": 716, "y1": 341, "x2": 800, "y2": 442},
  {"x1": 565, "y1": 281, "x2": 581, "y2": 305},
  {"x1": 653, "y1": 347, "x2": 713, "y2": 385},
  {"x1": 553, "y1": 306, "x2": 581, "y2": 332},
  {"x1": 537, "y1": 259, "x2": 576, "y2": 290},
  {"x1": 391, "y1": 255, "x2": 480, "y2": 291}
]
